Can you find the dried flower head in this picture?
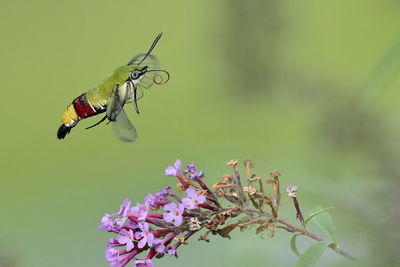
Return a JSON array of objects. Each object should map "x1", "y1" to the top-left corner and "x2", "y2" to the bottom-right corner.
[
  {"x1": 226, "y1": 159, "x2": 239, "y2": 167},
  {"x1": 243, "y1": 185, "x2": 257, "y2": 195},
  {"x1": 222, "y1": 174, "x2": 233, "y2": 183},
  {"x1": 189, "y1": 217, "x2": 201, "y2": 231},
  {"x1": 286, "y1": 184, "x2": 298, "y2": 198},
  {"x1": 270, "y1": 170, "x2": 281, "y2": 178}
]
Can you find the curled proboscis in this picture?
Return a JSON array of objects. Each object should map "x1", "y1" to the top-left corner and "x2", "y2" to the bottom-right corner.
[{"x1": 147, "y1": 69, "x2": 170, "y2": 85}]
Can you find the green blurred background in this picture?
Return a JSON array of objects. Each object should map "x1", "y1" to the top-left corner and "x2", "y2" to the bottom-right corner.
[{"x1": 1, "y1": 0, "x2": 400, "y2": 266}]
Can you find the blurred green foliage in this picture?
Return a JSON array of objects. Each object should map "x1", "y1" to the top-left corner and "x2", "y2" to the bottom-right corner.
[{"x1": 1, "y1": 0, "x2": 400, "y2": 266}]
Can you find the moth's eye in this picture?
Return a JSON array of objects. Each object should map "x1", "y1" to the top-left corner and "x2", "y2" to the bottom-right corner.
[{"x1": 131, "y1": 70, "x2": 140, "y2": 79}]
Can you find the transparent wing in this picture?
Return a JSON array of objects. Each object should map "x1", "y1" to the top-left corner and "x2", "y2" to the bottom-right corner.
[
  {"x1": 138, "y1": 70, "x2": 170, "y2": 90},
  {"x1": 107, "y1": 84, "x2": 137, "y2": 142},
  {"x1": 135, "y1": 86, "x2": 144, "y2": 101},
  {"x1": 139, "y1": 73, "x2": 160, "y2": 89},
  {"x1": 125, "y1": 81, "x2": 143, "y2": 114},
  {"x1": 128, "y1": 54, "x2": 161, "y2": 90},
  {"x1": 125, "y1": 85, "x2": 144, "y2": 104},
  {"x1": 106, "y1": 85, "x2": 122, "y2": 121},
  {"x1": 127, "y1": 54, "x2": 159, "y2": 68},
  {"x1": 112, "y1": 108, "x2": 137, "y2": 142}
]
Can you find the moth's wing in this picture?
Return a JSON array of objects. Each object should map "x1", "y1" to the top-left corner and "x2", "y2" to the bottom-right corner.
[
  {"x1": 135, "y1": 86, "x2": 144, "y2": 101},
  {"x1": 112, "y1": 108, "x2": 137, "y2": 142},
  {"x1": 125, "y1": 81, "x2": 142, "y2": 114},
  {"x1": 138, "y1": 73, "x2": 160, "y2": 89},
  {"x1": 127, "y1": 54, "x2": 159, "y2": 68},
  {"x1": 107, "y1": 84, "x2": 137, "y2": 142},
  {"x1": 106, "y1": 84, "x2": 122, "y2": 121}
]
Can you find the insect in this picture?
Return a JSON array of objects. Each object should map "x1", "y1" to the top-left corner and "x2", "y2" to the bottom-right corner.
[{"x1": 57, "y1": 33, "x2": 170, "y2": 142}]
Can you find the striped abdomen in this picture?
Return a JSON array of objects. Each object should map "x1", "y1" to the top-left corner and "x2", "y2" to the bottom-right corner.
[{"x1": 57, "y1": 94, "x2": 106, "y2": 139}]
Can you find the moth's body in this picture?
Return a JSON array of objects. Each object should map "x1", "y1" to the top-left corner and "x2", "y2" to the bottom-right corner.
[
  {"x1": 60, "y1": 65, "x2": 137, "y2": 129},
  {"x1": 87, "y1": 65, "x2": 139, "y2": 105},
  {"x1": 57, "y1": 33, "x2": 169, "y2": 141}
]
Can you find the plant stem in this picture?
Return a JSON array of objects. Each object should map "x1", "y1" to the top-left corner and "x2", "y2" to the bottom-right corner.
[
  {"x1": 277, "y1": 217, "x2": 357, "y2": 261},
  {"x1": 241, "y1": 207, "x2": 357, "y2": 261},
  {"x1": 233, "y1": 165, "x2": 247, "y2": 205}
]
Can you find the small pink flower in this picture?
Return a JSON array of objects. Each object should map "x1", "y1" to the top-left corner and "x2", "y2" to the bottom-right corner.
[
  {"x1": 135, "y1": 223, "x2": 154, "y2": 249},
  {"x1": 165, "y1": 159, "x2": 182, "y2": 176},
  {"x1": 105, "y1": 246, "x2": 119, "y2": 262},
  {"x1": 99, "y1": 214, "x2": 126, "y2": 232},
  {"x1": 116, "y1": 198, "x2": 131, "y2": 217},
  {"x1": 163, "y1": 202, "x2": 185, "y2": 226},
  {"x1": 184, "y1": 162, "x2": 198, "y2": 175},
  {"x1": 181, "y1": 188, "x2": 206, "y2": 209},
  {"x1": 154, "y1": 238, "x2": 166, "y2": 254},
  {"x1": 128, "y1": 203, "x2": 149, "y2": 222},
  {"x1": 117, "y1": 229, "x2": 135, "y2": 251}
]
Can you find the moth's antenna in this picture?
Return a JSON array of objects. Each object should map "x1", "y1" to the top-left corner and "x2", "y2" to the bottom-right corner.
[{"x1": 138, "y1": 33, "x2": 163, "y2": 65}]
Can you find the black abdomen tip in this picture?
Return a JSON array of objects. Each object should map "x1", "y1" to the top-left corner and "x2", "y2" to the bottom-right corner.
[{"x1": 57, "y1": 124, "x2": 72, "y2": 139}]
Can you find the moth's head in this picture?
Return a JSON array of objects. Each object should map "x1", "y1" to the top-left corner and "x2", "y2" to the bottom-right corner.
[
  {"x1": 128, "y1": 65, "x2": 169, "y2": 88},
  {"x1": 129, "y1": 66, "x2": 148, "y2": 82},
  {"x1": 126, "y1": 33, "x2": 170, "y2": 88}
]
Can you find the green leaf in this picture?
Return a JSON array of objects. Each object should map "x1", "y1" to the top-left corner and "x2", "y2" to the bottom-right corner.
[
  {"x1": 304, "y1": 207, "x2": 335, "y2": 225},
  {"x1": 290, "y1": 234, "x2": 301, "y2": 256},
  {"x1": 307, "y1": 206, "x2": 337, "y2": 244},
  {"x1": 296, "y1": 242, "x2": 328, "y2": 267}
]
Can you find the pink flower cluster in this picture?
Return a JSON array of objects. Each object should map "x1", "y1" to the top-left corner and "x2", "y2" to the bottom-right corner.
[{"x1": 99, "y1": 160, "x2": 210, "y2": 267}]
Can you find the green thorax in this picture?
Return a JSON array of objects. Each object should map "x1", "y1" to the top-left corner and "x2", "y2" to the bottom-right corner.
[{"x1": 85, "y1": 65, "x2": 138, "y2": 106}]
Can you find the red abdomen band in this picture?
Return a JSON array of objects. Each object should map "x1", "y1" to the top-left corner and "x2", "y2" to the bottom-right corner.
[{"x1": 72, "y1": 94, "x2": 105, "y2": 119}]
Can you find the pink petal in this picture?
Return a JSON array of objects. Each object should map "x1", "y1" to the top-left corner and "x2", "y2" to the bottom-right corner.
[
  {"x1": 197, "y1": 194, "x2": 206, "y2": 204},
  {"x1": 164, "y1": 202, "x2": 177, "y2": 212},
  {"x1": 147, "y1": 233, "x2": 154, "y2": 246},
  {"x1": 138, "y1": 237, "x2": 147, "y2": 249},
  {"x1": 163, "y1": 212, "x2": 174, "y2": 223},
  {"x1": 126, "y1": 241, "x2": 134, "y2": 251},
  {"x1": 185, "y1": 188, "x2": 197, "y2": 198},
  {"x1": 181, "y1": 197, "x2": 192, "y2": 207},
  {"x1": 165, "y1": 166, "x2": 177, "y2": 176},
  {"x1": 177, "y1": 204, "x2": 185, "y2": 213},
  {"x1": 174, "y1": 159, "x2": 182, "y2": 171},
  {"x1": 135, "y1": 232, "x2": 143, "y2": 240},
  {"x1": 174, "y1": 215, "x2": 183, "y2": 226},
  {"x1": 118, "y1": 235, "x2": 130, "y2": 244},
  {"x1": 142, "y1": 223, "x2": 149, "y2": 232}
]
